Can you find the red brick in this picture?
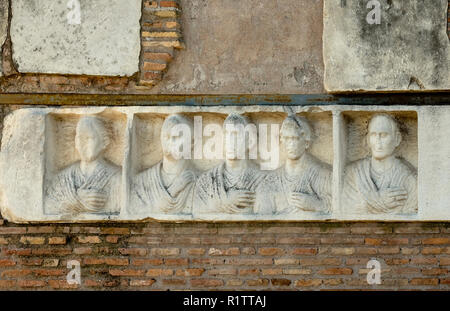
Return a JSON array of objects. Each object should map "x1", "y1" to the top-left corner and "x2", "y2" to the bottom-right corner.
[
  {"x1": 209, "y1": 247, "x2": 240, "y2": 256},
  {"x1": 246, "y1": 279, "x2": 270, "y2": 286},
  {"x1": 0, "y1": 227, "x2": 27, "y2": 234},
  {"x1": 421, "y1": 268, "x2": 448, "y2": 276},
  {"x1": 208, "y1": 268, "x2": 237, "y2": 276},
  {"x1": 48, "y1": 237, "x2": 67, "y2": 245},
  {"x1": 261, "y1": 268, "x2": 282, "y2": 275},
  {"x1": 20, "y1": 236, "x2": 45, "y2": 245},
  {"x1": 150, "y1": 248, "x2": 180, "y2": 256},
  {"x1": 143, "y1": 62, "x2": 167, "y2": 71},
  {"x1": 32, "y1": 248, "x2": 72, "y2": 256},
  {"x1": 19, "y1": 259, "x2": 43, "y2": 266},
  {"x1": 239, "y1": 268, "x2": 260, "y2": 276},
  {"x1": 132, "y1": 259, "x2": 163, "y2": 266},
  {"x1": 0, "y1": 280, "x2": 17, "y2": 288},
  {"x1": 440, "y1": 257, "x2": 450, "y2": 265},
  {"x1": 191, "y1": 279, "x2": 224, "y2": 287},
  {"x1": 48, "y1": 280, "x2": 79, "y2": 289},
  {"x1": 2, "y1": 269, "x2": 32, "y2": 277},
  {"x1": 410, "y1": 278, "x2": 439, "y2": 286},
  {"x1": 187, "y1": 248, "x2": 205, "y2": 256},
  {"x1": 0, "y1": 259, "x2": 16, "y2": 266},
  {"x1": 78, "y1": 236, "x2": 101, "y2": 244},
  {"x1": 319, "y1": 268, "x2": 353, "y2": 275},
  {"x1": 32, "y1": 269, "x2": 65, "y2": 276},
  {"x1": 74, "y1": 247, "x2": 92, "y2": 255},
  {"x1": 291, "y1": 248, "x2": 317, "y2": 255},
  {"x1": 101, "y1": 228, "x2": 130, "y2": 235},
  {"x1": 143, "y1": 52, "x2": 173, "y2": 62},
  {"x1": 271, "y1": 278, "x2": 292, "y2": 286},
  {"x1": 160, "y1": 1, "x2": 179, "y2": 8},
  {"x1": 105, "y1": 236, "x2": 119, "y2": 243},
  {"x1": 162, "y1": 279, "x2": 186, "y2": 286},
  {"x1": 422, "y1": 238, "x2": 450, "y2": 245},
  {"x1": 27, "y1": 226, "x2": 55, "y2": 234},
  {"x1": 164, "y1": 258, "x2": 188, "y2": 266},
  {"x1": 109, "y1": 269, "x2": 145, "y2": 277},
  {"x1": 130, "y1": 279, "x2": 156, "y2": 287},
  {"x1": 146, "y1": 269, "x2": 173, "y2": 277},
  {"x1": 119, "y1": 248, "x2": 147, "y2": 256},
  {"x1": 295, "y1": 279, "x2": 322, "y2": 287},
  {"x1": 258, "y1": 247, "x2": 285, "y2": 256},
  {"x1": 176, "y1": 268, "x2": 205, "y2": 277},
  {"x1": 18, "y1": 280, "x2": 46, "y2": 288}
]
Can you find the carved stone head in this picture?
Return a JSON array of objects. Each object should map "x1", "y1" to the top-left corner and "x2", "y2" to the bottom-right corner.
[
  {"x1": 280, "y1": 115, "x2": 312, "y2": 160},
  {"x1": 160, "y1": 114, "x2": 194, "y2": 160},
  {"x1": 75, "y1": 116, "x2": 110, "y2": 162},
  {"x1": 367, "y1": 113, "x2": 402, "y2": 160},
  {"x1": 223, "y1": 113, "x2": 255, "y2": 161}
]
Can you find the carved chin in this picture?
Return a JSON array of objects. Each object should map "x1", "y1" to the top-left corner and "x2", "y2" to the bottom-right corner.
[{"x1": 80, "y1": 152, "x2": 101, "y2": 162}]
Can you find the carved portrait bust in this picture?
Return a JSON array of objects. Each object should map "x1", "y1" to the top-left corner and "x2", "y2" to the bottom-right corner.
[
  {"x1": 132, "y1": 114, "x2": 198, "y2": 215},
  {"x1": 343, "y1": 113, "x2": 417, "y2": 215},
  {"x1": 257, "y1": 115, "x2": 332, "y2": 215},
  {"x1": 193, "y1": 113, "x2": 265, "y2": 214},
  {"x1": 45, "y1": 115, "x2": 122, "y2": 217}
]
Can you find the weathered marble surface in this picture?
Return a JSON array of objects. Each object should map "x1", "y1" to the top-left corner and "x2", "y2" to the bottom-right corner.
[
  {"x1": 0, "y1": 105, "x2": 448, "y2": 223},
  {"x1": 10, "y1": 0, "x2": 141, "y2": 76},
  {"x1": 323, "y1": 0, "x2": 450, "y2": 92},
  {"x1": 0, "y1": 0, "x2": 8, "y2": 76}
]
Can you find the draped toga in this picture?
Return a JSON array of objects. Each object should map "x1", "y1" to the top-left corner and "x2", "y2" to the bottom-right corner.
[
  {"x1": 256, "y1": 153, "x2": 332, "y2": 215},
  {"x1": 343, "y1": 157, "x2": 417, "y2": 215},
  {"x1": 45, "y1": 160, "x2": 121, "y2": 215},
  {"x1": 132, "y1": 161, "x2": 197, "y2": 215},
  {"x1": 193, "y1": 162, "x2": 266, "y2": 214}
]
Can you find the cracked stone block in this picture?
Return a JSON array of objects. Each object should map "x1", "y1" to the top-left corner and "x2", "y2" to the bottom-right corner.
[
  {"x1": 323, "y1": 0, "x2": 450, "y2": 92},
  {"x1": 10, "y1": 0, "x2": 141, "y2": 76}
]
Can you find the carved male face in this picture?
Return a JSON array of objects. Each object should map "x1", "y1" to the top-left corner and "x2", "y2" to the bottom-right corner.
[
  {"x1": 223, "y1": 114, "x2": 252, "y2": 161},
  {"x1": 367, "y1": 115, "x2": 401, "y2": 161},
  {"x1": 75, "y1": 117, "x2": 107, "y2": 162},
  {"x1": 280, "y1": 118, "x2": 309, "y2": 161},
  {"x1": 160, "y1": 115, "x2": 193, "y2": 160}
]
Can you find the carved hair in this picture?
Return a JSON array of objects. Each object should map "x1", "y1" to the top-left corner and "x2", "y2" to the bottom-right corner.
[
  {"x1": 368, "y1": 113, "x2": 401, "y2": 138},
  {"x1": 161, "y1": 114, "x2": 194, "y2": 137},
  {"x1": 223, "y1": 113, "x2": 251, "y2": 127},
  {"x1": 76, "y1": 115, "x2": 111, "y2": 149},
  {"x1": 281, "y1": 114, "x2": 313, "y2": 143}
]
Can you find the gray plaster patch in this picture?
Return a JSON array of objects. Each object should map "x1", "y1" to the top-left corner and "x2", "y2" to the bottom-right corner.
[{"x1": 10, "y1": 0, "x2": 141, "y2": 76}]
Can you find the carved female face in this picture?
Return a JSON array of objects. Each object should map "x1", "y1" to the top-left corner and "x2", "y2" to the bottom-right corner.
[
  {"x1": 367, "y1": 115, "x2": 401, "y2": 160},
  {"x1": 281, "y1": 124, "x2": 308, "y2": 160},
  {"x1": 75, "y1": 118, "x2": 106, "y2": 162}
]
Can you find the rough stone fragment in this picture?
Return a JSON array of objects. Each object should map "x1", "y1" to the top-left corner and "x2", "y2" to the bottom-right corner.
[
  {"x1": 323, "y1": 0, "x2": 450, "y2": 92},
  {"x1": 10, "y1": 0, "x2": 141, "y2": 76},
  {"x1": 0, "y1": 0, "x2": 8, "y2": 76}
]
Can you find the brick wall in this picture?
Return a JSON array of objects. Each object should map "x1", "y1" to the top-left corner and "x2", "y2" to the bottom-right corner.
[{"x1": 0, "y1": 220, "x2": 448, "y2": 290}]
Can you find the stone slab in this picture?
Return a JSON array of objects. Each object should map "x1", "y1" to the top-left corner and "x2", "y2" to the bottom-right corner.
[
  {"x1": 323, "y1": 0, "x2": 450, "y2": 92},
  {"x1": 1, "y1": 105, "x2": 449, "y2": 223},
  {"x1": 0, "y1": 0, "x2": 8, "y2": 76},
  {"x1": 10, "y1": 0, "x2": 141, "y2": 76}
]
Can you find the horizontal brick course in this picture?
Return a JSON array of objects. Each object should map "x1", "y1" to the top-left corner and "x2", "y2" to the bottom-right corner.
[{"x1": 0, "y1": 220, "x2": 448, "y2": 290}]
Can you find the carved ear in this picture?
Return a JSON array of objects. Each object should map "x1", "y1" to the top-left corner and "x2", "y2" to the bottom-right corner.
[{"x1": 394, "y1": 131, "x2": 402, "y2": 148}]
